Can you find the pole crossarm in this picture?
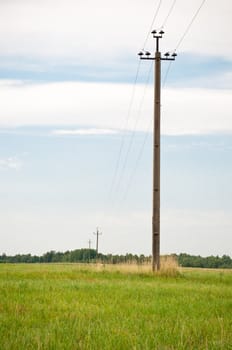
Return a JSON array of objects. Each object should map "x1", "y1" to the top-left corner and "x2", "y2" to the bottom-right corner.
[
  {"x1": 137, "y1": 30, "x2": 177, "y2": 272},
  {"x1": 139, "y1": 57, "x2": 176, "y2": 61}
]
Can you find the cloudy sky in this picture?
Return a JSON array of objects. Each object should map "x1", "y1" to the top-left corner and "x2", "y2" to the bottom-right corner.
[{"x1": 0, "y1": 0, "x2": 232, "y2": 257}]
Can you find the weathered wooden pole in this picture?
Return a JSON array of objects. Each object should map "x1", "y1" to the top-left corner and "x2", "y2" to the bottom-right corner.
[{"x1": 138, "y1": 30, "x2": 177, "y2": 271}]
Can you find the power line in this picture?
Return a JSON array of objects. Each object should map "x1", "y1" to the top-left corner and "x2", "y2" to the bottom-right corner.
[
  {"x1": 114, "y1": 0, "x2": 207, "y2": 206},
  {"x1": 162, "y1": 60, "x2": 173, "y2": 87},
  {"x1": 107, "y1": 60, "x2": 141, "y2": 200},
  {"x1": 101, "y1": 61, "x2": 143, "y2": 229},
  {"x1": 104, "y1": 0, "x2": 204, "y2": 222},
  {"x1": 103, "y1": 31, "x2": 155, "y2": 218},
  {"x1": 110, "y1": 0, "x2": 164, "y2": 203},
  {"x1": 142, "y1": 0, "x2": 163, "y2": 50},
  {"x1": 109, "y1": 0, "x2": 172, "y2": 203},
  {"x1": 113, "y1": 61, "x2": 153, "y2": 199},
  {"x1": 118, "y1": 1, "x2": 178, "y2": 203},
  {"x1": 162, "y1": 0, "x2": 207, "y2": 89},
  {"x1": 110, "y1": 0, "x2": 176, "y2": 207},
  {"x1": 120, "y1": 118, "x2": 153, "y2": 204},
  {"x1": 111, "y1": 0, "x2": 207, "y2": 200},
  {"x1": 175, "y1": 0, "x2": 207, "y2": 51},
  {"x1": 160, "y1": 0, "x2": 177, "y2": 28},
  {"x1": 121, "y1": 63, "x2": 172, "y2": 205}
]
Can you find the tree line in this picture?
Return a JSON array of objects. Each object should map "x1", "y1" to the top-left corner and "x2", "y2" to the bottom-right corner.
[
  {"x1": 0, "y1": 250, "x2": 231, "y2": 268},
  {"x1": 0, "y1": 249, "x2": 150, "y2": 265},
  {"x1": 176, "y1": 253, "x2": 232, "y2": 269}
]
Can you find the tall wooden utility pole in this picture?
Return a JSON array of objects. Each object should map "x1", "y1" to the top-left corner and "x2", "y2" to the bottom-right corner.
[
  {"x1": 138, "y1": 30, "x2": 177, "y2": 271},
  {"x1": 93, "y1": 227, "x2": 102, "y2": 255}
]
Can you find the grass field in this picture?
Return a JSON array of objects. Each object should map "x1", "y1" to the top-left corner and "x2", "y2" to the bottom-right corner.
[{"x1": 0, "y1": 263, "x2": 231, "y2": 349}]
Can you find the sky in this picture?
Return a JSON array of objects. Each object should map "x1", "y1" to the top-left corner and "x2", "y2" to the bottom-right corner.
[{"x1": 0, "y1": 0, "x2": 232, "y2": 257}]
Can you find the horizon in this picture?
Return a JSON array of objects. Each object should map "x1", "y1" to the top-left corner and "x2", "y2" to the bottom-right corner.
[{"x1": 0, "y1": 0, "x2": 232, "y2": 258}]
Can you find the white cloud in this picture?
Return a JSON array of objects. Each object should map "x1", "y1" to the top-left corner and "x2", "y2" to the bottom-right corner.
[
  {"x1": 0, "y1": 0, "x2": 231, "y2": 61},
  {"x1": 162, "y1": 209, "x2": 232, "y2": 256},
  {"x1": 0, "y1": 80, "x2": 142, "y2": 129},
  {"x1": 178, "y1": 71, "x2": 232, "y2": 90},
  {"x1": 0, "y1": 157, "x2": 22, "y2": 170},
  {"x1": 0, "y1": 79, "x2": 232, "y2": 135},
  {"x1": 162, "y1": 87, "x2": 232, "y2": 135},
  {"x1": 52, "y1": 128, "x2": 118, "y2": 136}
]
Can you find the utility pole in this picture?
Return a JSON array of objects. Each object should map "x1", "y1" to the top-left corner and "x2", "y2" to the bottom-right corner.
[
  {"x1": 88, "y1": 239, "x2": 92, "y2": 263},
  {"x1": 138, "y1": 30, "x2": 177, "y2": 271},
  {"x1": 93, "y1": 227, "x2": 102, "y2": 255}
]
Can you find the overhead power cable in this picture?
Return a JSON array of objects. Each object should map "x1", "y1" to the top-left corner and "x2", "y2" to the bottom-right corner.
[
  {"x1": 117, "y1": 0, "x2": 207, "y2": 210},
  {"x1": 113, "y1": 61, "x2": 153, "y2": 199},
  {"x1": 162, "y1": 60, "x2": 173, "y2": 87},
  {"x1": 107, "y1": 60, "x2": 141, "y2": 200},
  {"x1": 160, "y1": 0, "x2": 177, "y2": 28},
  {"x1": 162, "y1": 0, "x2": 207, "y2": 87},
  {"x1": 142, "y1": 0, "x2": 163, "y2": 50},
  {"x1": 120, "y1": 118, "x2": 153, "y2": 205},
  {"x1": 105, "y1": 0, "x2": 183, "y2": 212},
  {"x1": 109, "y1": 0, "x2": 175, "y2": 203},
  {"x1": 174, "y1": 0, "x2": 207, "y2": 51}
]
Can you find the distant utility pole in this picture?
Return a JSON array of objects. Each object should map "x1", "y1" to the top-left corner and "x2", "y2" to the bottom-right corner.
[
  {"x1": 93, "y1": 227, "x2": 102, "y2": 255},
  {"x1": 138, "y1": 30, "x2": 177, "y2": 271},
  {"x1": 88, "y1": 239, "x2": 92, "y2": 263}
]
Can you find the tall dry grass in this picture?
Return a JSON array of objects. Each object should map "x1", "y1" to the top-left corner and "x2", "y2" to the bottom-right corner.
[
  {"x1": 159, "y1": 255, "x2": 180, "y2": 276},
  {"x1": 86, "y1": 255, "x2": 180, "y2": 276}
]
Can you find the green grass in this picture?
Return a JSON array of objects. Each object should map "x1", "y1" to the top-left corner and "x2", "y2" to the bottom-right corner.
[{"x1": 0, "y1": 264, "x2": 231, "y2": 349}]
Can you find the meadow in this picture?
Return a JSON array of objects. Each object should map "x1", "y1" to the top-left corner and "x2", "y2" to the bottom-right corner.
[{"x1": 0, "y1": 263, "x2": 231, "y2": 349}]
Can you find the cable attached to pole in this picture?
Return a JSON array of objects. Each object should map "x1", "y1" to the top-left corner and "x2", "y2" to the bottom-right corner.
[
  {"x1": 175, "y1": 0, "x2": 207, "y2": 51},
  {"x1": 142, "y1": 0, "x2": 163, "y2": 50}
]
